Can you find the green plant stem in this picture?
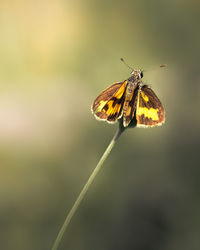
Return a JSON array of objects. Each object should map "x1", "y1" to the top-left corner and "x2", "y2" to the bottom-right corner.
[{"x1": 52, "y1": 125, "x2": 125, "y2": 250}]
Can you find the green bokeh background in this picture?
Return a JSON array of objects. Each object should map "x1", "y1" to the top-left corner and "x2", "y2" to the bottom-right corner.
[{"x1": 0, "y1": 1, "x2": 200, "y2": 249}]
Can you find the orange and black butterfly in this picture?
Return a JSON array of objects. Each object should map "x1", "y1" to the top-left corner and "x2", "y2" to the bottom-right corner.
[{"x1": 91, "y1": 65, "x2": 165, "y2": 128}]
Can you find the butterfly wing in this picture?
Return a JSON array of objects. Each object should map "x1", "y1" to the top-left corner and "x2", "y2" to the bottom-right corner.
[
  {"x1": 92, "y1": 80, "x2": 127, "y2": 123},
  {"x1": 136, "y1": 85, "x2": 165, "y2": 127}
]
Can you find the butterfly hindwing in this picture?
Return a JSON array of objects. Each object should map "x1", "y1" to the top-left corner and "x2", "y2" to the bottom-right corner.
[
  {"x1": 92, "y1": 81, "x2": 127, "y2": 123},
  {"x1": 136, "y1": 85, "x2": 165, "y2": 127}
]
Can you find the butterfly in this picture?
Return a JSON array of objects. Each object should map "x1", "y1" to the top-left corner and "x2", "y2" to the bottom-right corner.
[{"x1": 91, "y1": 67, "x2": 165, "y2": 128}]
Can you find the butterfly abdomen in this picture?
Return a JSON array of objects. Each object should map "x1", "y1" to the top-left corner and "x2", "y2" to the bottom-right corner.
[{"x1": 122, "y1": 82, "x2": 138, "y2": 127}]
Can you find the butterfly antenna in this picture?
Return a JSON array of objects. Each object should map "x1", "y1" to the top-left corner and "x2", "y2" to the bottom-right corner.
[
  {"x1": 144, "y1": 64, "x2": 167, "y2": 72},
  {"x1": 120, "y1": 58, "x2": 134, "y2": 71}
]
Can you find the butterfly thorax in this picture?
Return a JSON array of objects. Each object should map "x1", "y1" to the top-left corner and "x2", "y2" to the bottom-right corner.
[
  {"x1": 125, "y1": 70, "x2": 142, "y2": 97},
  {"x1": 123, "y1": 78, "x2": 141, "y2": 109}
]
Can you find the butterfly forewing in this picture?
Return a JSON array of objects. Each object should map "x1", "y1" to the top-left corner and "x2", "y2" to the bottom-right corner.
[
  {"x1": 92, "y1": 81, "x2": 127, "y2": 123},
  {"x1": 136, "y1": 85, "x2": 165, "y2": 127}
]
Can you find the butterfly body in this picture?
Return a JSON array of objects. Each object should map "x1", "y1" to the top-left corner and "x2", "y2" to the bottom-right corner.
[
  {"x1": 122, "y1": 72, "x2": 142, "y2": 126},
  {"x1": 92, "y1": 69, "x2": 165, "y2": 128}
]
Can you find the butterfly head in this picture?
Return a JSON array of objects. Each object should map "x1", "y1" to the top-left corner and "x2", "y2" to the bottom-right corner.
[
  {"x1": 128, "y1": 70, "x2": 143, "y2": 84},
  {"x1": 131, "y1": 70, "x2": 143, "y2": 79}
]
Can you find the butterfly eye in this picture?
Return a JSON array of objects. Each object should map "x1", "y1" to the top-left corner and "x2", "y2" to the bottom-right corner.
[{"x1": 140, "y1": 72, "x2": 143, "y2": 78}]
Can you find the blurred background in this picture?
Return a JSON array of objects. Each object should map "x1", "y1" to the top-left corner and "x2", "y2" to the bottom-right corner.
[{"x1": 0, "y1": 0, "x2": 200, "y2": 249}]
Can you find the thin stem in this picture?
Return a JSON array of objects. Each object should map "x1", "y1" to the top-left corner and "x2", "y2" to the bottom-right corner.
[{"x1": 52, "y1": 125, "x2": 124, "y2": 250}]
